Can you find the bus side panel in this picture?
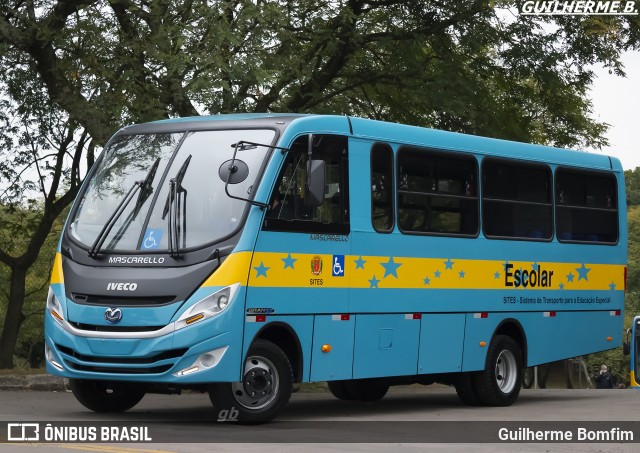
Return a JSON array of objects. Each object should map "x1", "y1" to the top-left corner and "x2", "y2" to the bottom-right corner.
[
  {"x1": 242, "y1": 316, "x2": 314, "y2": 382},
  {"x1": 352, "y1": 314, "x2": 420, "y2": 378},
  {"x1": 462, "y1": 311, "x2": 623, "y2": 371},
  {"x1": 418, "y1": 314, "x2": 465, "y2": 374},
  {"x1": 524, "y1": 310, "x2": 622, "y2": 367},
  {"x1": 310, "y1": 315, "x2": 355, "y2": 381}
]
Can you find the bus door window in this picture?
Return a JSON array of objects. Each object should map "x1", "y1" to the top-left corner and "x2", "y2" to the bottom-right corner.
[{"x1": 264, "y1": 135, "x2": 349, "y2": 235}]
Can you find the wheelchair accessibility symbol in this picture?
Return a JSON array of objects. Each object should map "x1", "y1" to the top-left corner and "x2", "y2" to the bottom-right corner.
[
  {"x1": 142, "y1": 228, "x2": 163, "y2": 250},
  {"x1": 332, "y1": 255, "x2": 345, "y2": 277}
]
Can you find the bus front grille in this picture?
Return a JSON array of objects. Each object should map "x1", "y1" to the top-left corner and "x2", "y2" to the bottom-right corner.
[
  {"x1": 66, "y1": 363, "x2": 173, "y2": 374},
  {"x1": 68, "y1": 322, "x2": 165, "y2": 333},
  {"x1": 56, "y1": 344, "x2": 187, "y2": 375},
  {"x1": 56, "y1": 344, "x2": 187, "y2": 364},
  {"x1": 71, "y1": 293, "x2": 176, "y2": 307}
]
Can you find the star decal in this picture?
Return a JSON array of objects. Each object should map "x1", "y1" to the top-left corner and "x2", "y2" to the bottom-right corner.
[
  {"x1": 459, "y1": 270, "x2": 466, "y2": 278},
  {"x1": 566, "y1": 272, "x2": 574, "y2": 283},
  {"x1": 575, "y1": 264, "x2": 591, "y2": 281},
  {"x1": 559, "y1": 283, "x2": 565, "y2": 290},
  {"x1": 354, "y1": 256, "x2": 367, "y2": 270},
  {"x1": 253, "y1": 262, "x2": 270, "y2": 278},
  {"x1": 381, "y1": 257, "x2": 402, "y2": 279},
  {"x1": 609, "y1": 282, "x2": 616, "y2": 291},
  {"x1": 369, "y1": 275, "x2": 380, "y2": 288},
  {"x1": 444, "y1": 258, "x2": 455, "y2": 270},
  {"x1": 494, "y1": 271, "x2": 501, "y2": 279},
  {"x1": 282, "y1": 253, "x2": 297, "y2": 269},
  {"x1": 434, "y1": 270, "x2": 441, "y2": 278},
  {"x1": 423, "y1": 276, "x2": 431, "y2": 285},
  {"x1": 531, "y1": 262, "x2": 540, "y2": 271}
]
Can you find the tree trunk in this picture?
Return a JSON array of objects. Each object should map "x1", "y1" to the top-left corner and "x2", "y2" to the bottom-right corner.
[{"x1": 0, "y1": 266, "x2": 27, "y2": 369}]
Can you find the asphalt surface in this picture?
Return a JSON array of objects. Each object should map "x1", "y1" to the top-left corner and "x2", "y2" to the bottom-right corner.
[{"x1": 0, "y1": 381, "x2": 639, "y2": 452}]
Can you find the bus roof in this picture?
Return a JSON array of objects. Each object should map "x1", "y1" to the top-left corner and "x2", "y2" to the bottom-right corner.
[{"x1": 123, "y1": 113, "x2": 621, "y2": 172}]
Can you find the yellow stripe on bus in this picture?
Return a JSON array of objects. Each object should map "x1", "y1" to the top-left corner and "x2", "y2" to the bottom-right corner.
[
  {"x1": 50, "y1": 252, "x2": 64, "y2": 285},
  {"x1": 247, "y1": 252, "x2": 625, "y2": 291}
]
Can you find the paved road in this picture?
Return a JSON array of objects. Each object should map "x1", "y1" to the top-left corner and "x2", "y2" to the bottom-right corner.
[{"x1": 1, "y1": 386, "x2": 638, "y2": 452}]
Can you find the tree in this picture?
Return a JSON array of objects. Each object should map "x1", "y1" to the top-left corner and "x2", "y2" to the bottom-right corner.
[
  {"x1": 0, "y1": 0, "x2": 639, "y2": 367},
  {"x1": 625, "y1": 168, "x2": 640, "y2": 207},
  {"x1": 0, "y1": 84, "x2": 93, "y2": 367}
]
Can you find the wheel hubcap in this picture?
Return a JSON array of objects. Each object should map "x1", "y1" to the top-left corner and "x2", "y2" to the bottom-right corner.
[
  {"x1": 231, "y1": 356, "x2": 279, "y2": 410},
  {"x1": 495, "y1": 349, "x2": 517, "y2": 394}
]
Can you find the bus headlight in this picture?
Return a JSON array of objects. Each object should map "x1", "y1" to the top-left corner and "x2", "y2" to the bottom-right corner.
[
  {"x1": 46, "y1": 287, "x2": 65, "y2": 324},
  {"x1": 175, "y1": 283, "x2": 239, "y2": 330}
]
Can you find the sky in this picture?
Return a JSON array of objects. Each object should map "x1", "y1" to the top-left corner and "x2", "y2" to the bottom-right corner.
[{"x1": 589, "y1": 50, "x2": 640, "y2": 170}]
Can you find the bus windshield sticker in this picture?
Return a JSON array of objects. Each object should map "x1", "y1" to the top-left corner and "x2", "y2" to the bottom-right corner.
[{"x1": 142, "y1": 228, "x2": 163, "y2": 250}]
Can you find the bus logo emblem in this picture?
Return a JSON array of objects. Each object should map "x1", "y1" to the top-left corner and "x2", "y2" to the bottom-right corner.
[
  {"x1": 311, "y1": 256, "x2": 323, "y2": 276},
  {"x1": 104, "y1": 307, "x2": 123, "y2": 324}
]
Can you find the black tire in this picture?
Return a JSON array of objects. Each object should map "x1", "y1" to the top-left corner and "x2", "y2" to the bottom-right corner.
[
  {"x1": 327, "y1": 380, "x2": 353, "y2": 400},
  {"x1": 455, "y1": 372, "x2": 481, "y2": 406},
  {"x1": 473, "y1": 335, "x2": 523, "y2": 406},
  {"x1": 69, "y1": 379, "x2": 145, "y2": 413},
  {"x1": 343, "y1": 379, "x2": 389, "y2": 402},
  {"x1": 209, "y1": 339, "x2": 292, "y2": 423},
  {"x1": 522, "y1": 367, "x2": 534, "y2": 389}
]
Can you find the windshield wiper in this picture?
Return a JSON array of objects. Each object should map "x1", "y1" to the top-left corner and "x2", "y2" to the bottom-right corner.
[
  {"x1": 88, "y1": 182, "x2": 141, "y2": 258},
  {"x1": 104, "y1": 157, "x2": 162, "y2": 252},
  {"x1": 134, "y1": 158, "x2": 161, "y2": 217},
  {"x1": 88, "y1": 159, "x2": 161, "y2": 258},
  {"x1": 162, "y1": 155, "x2": 192, "y2": 257}
]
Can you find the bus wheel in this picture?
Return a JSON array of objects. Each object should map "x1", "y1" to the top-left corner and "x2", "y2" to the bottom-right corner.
[
  {"x1": 69, "y1": 379, "x2": 145, "y2": 413},
  {"x1": 455, "y1": 372, "x2": 481, "y2": 405},
  {"x1": 327, "y1": 380, "x2": 352, "y2": 400},
  {"x1": 474, "y1": 335, "x2": 522, "y2": 406},
  {"x1": 209, "y1": 339, "x2": 292, "y2": 422},
  {"x1": 522, "y1": 367, "x2": 534, "y2": 389},
  {"x1": 344, "y1": 379, "x2": 389, "y2": 402}
]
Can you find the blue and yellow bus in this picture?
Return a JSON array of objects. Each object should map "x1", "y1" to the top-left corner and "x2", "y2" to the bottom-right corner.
[
  {"x1": 624, "y1": 316, "x2": 640, "y2": 388},
  {"x1": 45, "y1": 114, "x2": 627, "y2": 421}
]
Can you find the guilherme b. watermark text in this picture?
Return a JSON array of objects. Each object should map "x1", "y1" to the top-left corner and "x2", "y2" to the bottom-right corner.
[{"x1": 520, "y1": 1, "x2": 639, "y2": 15}]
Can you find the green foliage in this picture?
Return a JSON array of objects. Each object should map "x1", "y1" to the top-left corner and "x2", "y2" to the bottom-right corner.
[
  {"x1": 624, "y1": 168, "x2": 640, "y2": 207},
  {"x1": 585, "y1": 205, "x2": 640, "y2": 387},
  {"x1": 2, "y1": 1, "x2": 639, "y2": 148},
  {"x1": 0, "y1": 204, "x2": 63, "y2": 367}
]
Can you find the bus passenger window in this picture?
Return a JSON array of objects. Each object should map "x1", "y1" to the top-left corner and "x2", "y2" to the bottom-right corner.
[
  {"x1": 482, "y1": 158, "x2": 552, "y2": 241},
  {"x1": 396, "y1": 147, "x2": 478, "y2": 237},
  {"x1": 556, "y1": 169, "x2": 618, "y2": 243},
  {"x1": 371, "y1": 143, "x2": 394, "y2": 233}
]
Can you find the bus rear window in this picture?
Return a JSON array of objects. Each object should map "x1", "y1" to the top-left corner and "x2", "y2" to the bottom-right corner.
[{"x1": 555, "y1": 169, "x2": 618, "y2": 243}]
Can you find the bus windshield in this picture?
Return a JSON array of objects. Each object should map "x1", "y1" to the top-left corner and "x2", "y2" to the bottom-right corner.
[{"x1": 69, "y1": 129, "x2": 275, "y2": 252}]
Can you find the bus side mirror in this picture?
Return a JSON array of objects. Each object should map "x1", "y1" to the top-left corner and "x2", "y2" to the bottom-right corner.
[{"x1": 305, "y1": 159, "x2": 326, "y2": 206}]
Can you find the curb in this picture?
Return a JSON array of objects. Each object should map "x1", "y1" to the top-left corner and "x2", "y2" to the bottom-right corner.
[{"x1": 0, "y1": 374, "x2": 68, "y2": 392}]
